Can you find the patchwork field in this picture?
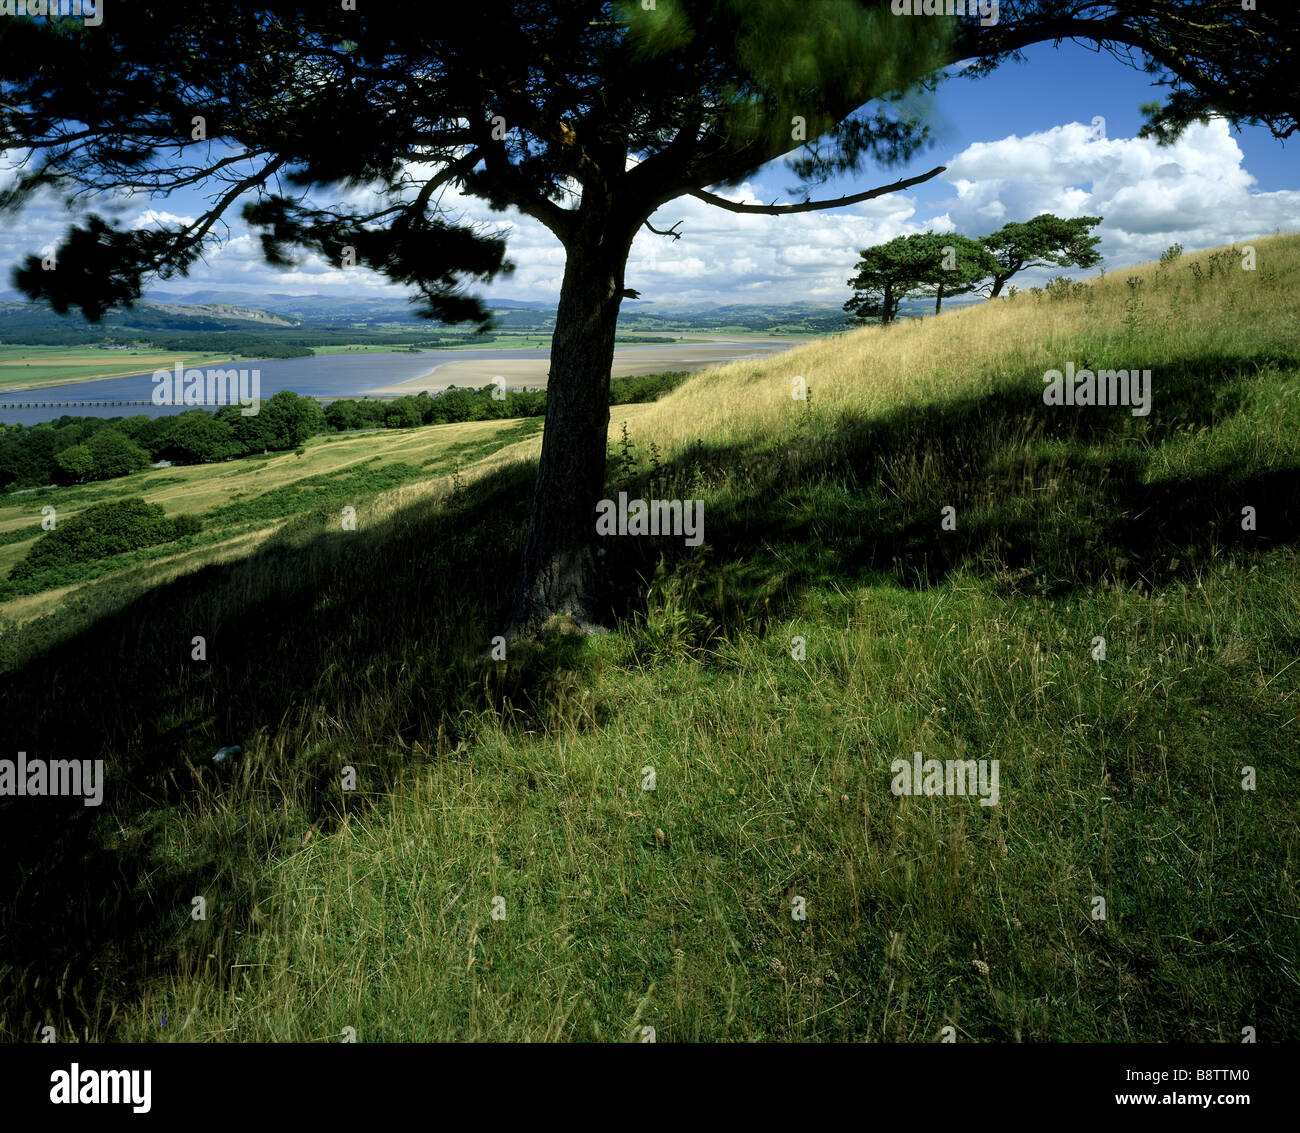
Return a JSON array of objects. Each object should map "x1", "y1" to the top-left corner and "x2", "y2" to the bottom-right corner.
[{"x1": 0, "y1": 345, "x2": 238, "y2": 391}]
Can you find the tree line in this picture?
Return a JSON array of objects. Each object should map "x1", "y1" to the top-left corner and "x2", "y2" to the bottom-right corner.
[
  {"x1": 0, "y1": 371, "x2": 693, "y2": 491},
  {"x1": 0, "y1": 391, "x2": 325, "y2": 490},
  {"x1": 844, "y1": 214, "x2": 1103, "y2": 325}
]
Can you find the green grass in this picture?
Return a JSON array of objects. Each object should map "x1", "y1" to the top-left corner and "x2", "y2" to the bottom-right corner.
[
  {"x1": 0, "y1": 236, "x2": 1296, "y2": 1042},
  {"x1": 0, "y1": 345, "x2": 238, "y2": 390},
  {"x1": 0, "y1": 416, "x2": 541, "y2": 619}
]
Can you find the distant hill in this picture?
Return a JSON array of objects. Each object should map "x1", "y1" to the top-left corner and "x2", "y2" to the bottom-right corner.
[
  {"x1": 136, "y1": 300, "x2": 299, "y2": 327},
  {"x1": 136, "y1": 289, "x2": 865, "y2": 332},
  {"x1": 146, "y1": 290, "x2": 555, "y2": 325},
  {"x1": 0, "y1": 298, "x2": 297, "y2": 335},
  {"x1": 0, "y1": 288, "x2": 970, "y2": 343}
]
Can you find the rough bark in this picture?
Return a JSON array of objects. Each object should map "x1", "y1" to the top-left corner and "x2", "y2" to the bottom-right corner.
[{"x1": 509, "y1": 208, "x2": 638, "y2": 635}]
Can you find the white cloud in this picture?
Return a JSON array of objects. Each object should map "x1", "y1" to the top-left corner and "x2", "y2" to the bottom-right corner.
[
  {"x1": 2, "y1": 118, "x2": 1294, "y2": 310},
  {"x1": 623, "y1": 179, "x2": 932, "y2": 304},
  {"x1": 129, "y1": 208, "x2": 196, "y2": 230},
  {"x1": 941, "y1": 118, "x2": 1297, "y2": 276}
]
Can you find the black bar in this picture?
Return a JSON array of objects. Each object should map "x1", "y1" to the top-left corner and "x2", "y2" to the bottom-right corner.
[{"x1": 0, "y1": 1041, "x2": 1291, "y2": 1121}]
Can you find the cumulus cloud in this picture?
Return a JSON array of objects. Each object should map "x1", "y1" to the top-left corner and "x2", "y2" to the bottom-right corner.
[
  {"x1": 941, "y1": 117, "x2": 1298, "y2": 274},
  {"x1": 1, "y1": 118, "x2": 1293, "y2": 309},
  {"x1": 626, "y1": 179, "x2": 931, "y2": 305},
  {"x1": 129, "y1": 208, "x2": 196, "y2": 231}
]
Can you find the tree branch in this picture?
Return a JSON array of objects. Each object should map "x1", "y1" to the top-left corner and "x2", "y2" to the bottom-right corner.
[
  {"x1": 689, "y1": 166, "x2": 945, "y2": 216},
  {"x1": 643, "y1": 218, "x2": 683, "y2": 240},
  {"x1": 470, "y1": 118, "x2": 575, "y2": 242},
  {"x1": 170, "y1": 154, "x2": 290, "y2": 258}
]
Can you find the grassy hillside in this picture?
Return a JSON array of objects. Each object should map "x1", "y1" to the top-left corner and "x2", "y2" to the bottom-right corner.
[
  {"x1": 1, "y1": 235, "x2": 1297, "y2": 1042},
  {"x1": 0, "y1": 416, "x2": 542, "y2": 625}
]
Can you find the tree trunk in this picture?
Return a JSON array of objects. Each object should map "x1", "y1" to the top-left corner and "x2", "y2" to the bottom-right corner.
[
  {"x1": 934, "y1": 282, "x2": 944, "y2": 314},
  {"x1": 509, "y1": 213, "x2": 637, "y2": 635},
  {"x1": 989, "y1": 274, "x2": 1008, "y2": 298}
]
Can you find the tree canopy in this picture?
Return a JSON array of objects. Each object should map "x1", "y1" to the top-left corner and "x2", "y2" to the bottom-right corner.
[
  {"x1": 981, "y1": 214, "x2": 1104, "y2": 298},
  {"x1": 913, "y1": 233, "x2": 998, "y2": 314},
  {"x1": 844, "y1": 216, "x2": 1103, "y2": 322},
  {"x1": 844, "y1": 232, "x2": 950, "y2": 325}
]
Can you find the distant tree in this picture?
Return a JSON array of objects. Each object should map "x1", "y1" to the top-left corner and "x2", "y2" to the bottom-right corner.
[
  {"x1": 261, "y1": 391, "x2": 326, "y2": 449},
  {"x1": 431, "y1": 387, "x2": 483, "y2": 424},
  {"x1": 981, "y1": 215, "x2": 1103, "y2": 298},
  {"x1": 85, "y1": 427, "x2": 150, "y2": 479},
  {"x1": 355, "y1": 400, "x2": 388, "y2": 429},
  {"x1": 0, "y1": 434, "x2": 25, "y2": 490},
  {"x1": 162, "y1": 410, "x2": 240, "y2": 464},
  {"x1": 0, "y1": 426, "x2": 57, "y2": 488},
  {"x1": 507, "y1": 390, "x2": 547, "y2": 418},
  {"x1": 383, "y1": 397, "x2": 424, "y2": 429},
  {"x1": 913, "y1": 233, "x2": 999, "y2": 314},
  {"x1": 53, "y1": 442, "x2": 95, "y2": 484},
  {"x1": 52, "y1": 423, "x2": 83, "y2": 453},
  {"x1": 127, "y1": 415, "x2": 178, "y2": 460},
  {"x1": 844, "y1": 234, "x2": 941, "y2": 326},
  {"x1": 215, "y1": 403, "x2": 278, "y2": 453},
  {"x1": 414, "y1": 390, "x2": 438, "y2": 426},
  {"x1": 114, "y1": 413, "x2": 155, "y2": 446},
  {"x1": 324, "y1": 399, "x2": 365, "y2": 432},
  {"x1": 477, "y1": 383, "x2": 514, "y2": 419}
]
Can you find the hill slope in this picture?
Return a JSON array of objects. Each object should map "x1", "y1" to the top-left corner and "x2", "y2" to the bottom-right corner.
[{"x1": 1, "y1": 235, "x2": 1297, "y2": 1042}]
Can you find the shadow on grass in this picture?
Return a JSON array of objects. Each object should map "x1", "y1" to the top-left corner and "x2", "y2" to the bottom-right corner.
[
  {"x1": 0, "y1": 347, "x2": 1295, "y2": 1038},
  {"x1": 601, "y1": 351, "x2": 1299, "y2": 639},
  {"x1": 0, "y1": 458, "x2": 578, "y2": 1040}
]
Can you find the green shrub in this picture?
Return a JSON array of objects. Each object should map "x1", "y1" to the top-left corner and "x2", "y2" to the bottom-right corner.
[
  {"x1": 53, "y1": 443, "x2": 96, "y2": 484},
  {"x1": 85, "y1": 427, "x2": 150, "y2": 478},
  {"x1": 172, "y1": 513, "x2": 203, "y2": 537},
  {"x1": 384, "y1": 397, "x2": 424, "y2": 428},
  {"x1": 1045, "y1": 275, "x2": 1087, "y2": 301},
  {"x1": 8, "y1": 498, "x2": 198, "y2": 581}
]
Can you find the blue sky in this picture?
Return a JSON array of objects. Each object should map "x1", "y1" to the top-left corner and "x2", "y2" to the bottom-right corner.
[
  {"x1": 929, "y1": 41, "x2": 1295, "y2": 192},
  {"x1": 2, "y1": 38, "x2": 1295, "y2": 311}
]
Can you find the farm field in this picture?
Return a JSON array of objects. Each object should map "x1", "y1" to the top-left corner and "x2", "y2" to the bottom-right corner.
[{"x1": 0, "y1": 345, "x2": 239, "y2": 391}]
